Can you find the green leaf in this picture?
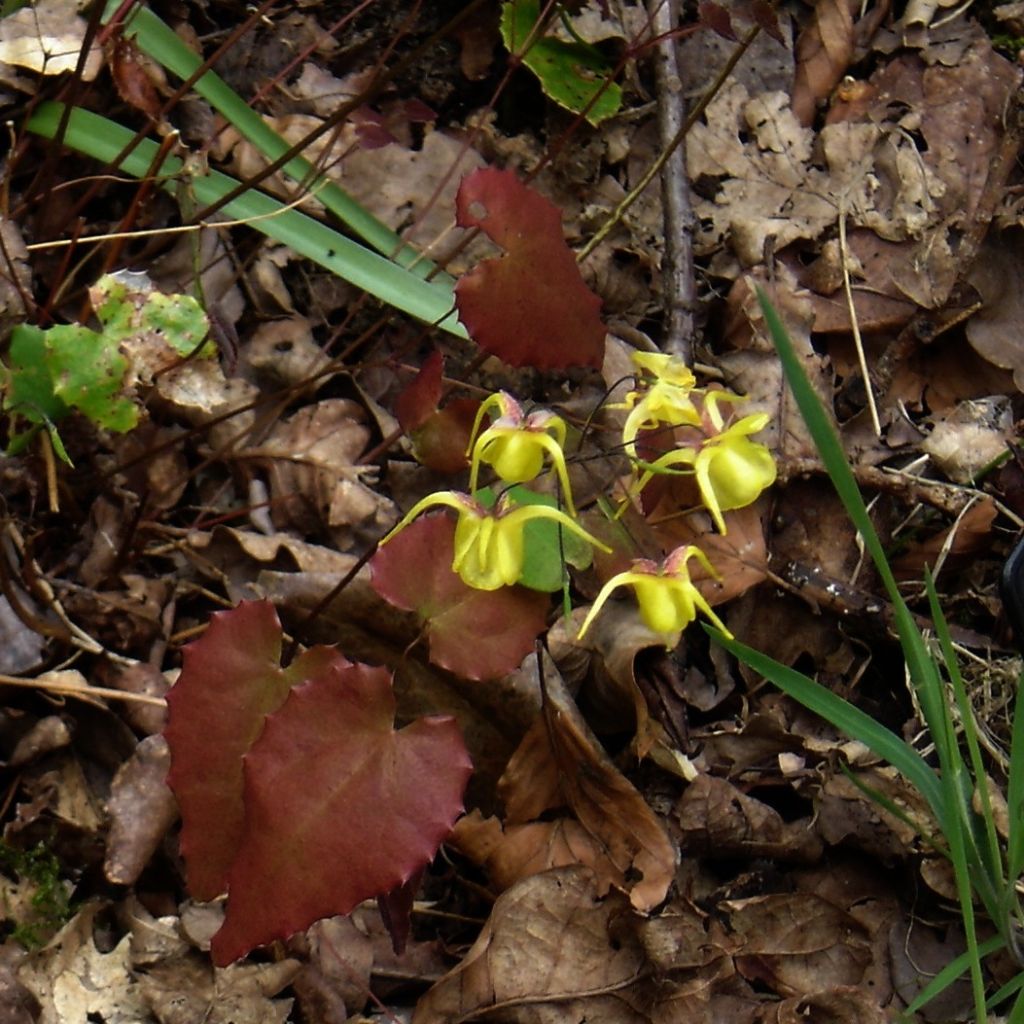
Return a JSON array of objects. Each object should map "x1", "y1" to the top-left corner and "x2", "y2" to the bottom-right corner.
[
  {"x1": 91, "y1": 273, "x2": 210, "y2": 358},
  {"x1": 501, "y1": 0, "x2": 622, "y2": 126},
  {"x1": 5, "y1": 324, "x2": 68, "y2": 426},
  {"x1": 45, "y1": 324, "x2": 137, "y2": 432},
  {"x1": 475, "y1": 484, "x2": 593, "y2": 592},
  {"x1": 3, "y1": 272, "x2": 218, "y2": 439}
]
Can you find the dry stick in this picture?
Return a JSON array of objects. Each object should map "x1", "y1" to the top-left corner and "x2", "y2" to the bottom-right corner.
[
  {"x1": 577, "y1": 23, "x2": 760, "y2": 265},
  {"x1": 0, "y1": 674, "x2": 165, "y2": 708},
  {"x1": 647, "y1": 0, "x2": 696, "y2": 362},
  {"x1": 838, "y1": 203, "x2": 881, "y2": 438}
]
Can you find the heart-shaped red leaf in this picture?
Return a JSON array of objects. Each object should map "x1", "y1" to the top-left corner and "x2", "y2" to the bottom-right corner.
[
  {"x1": 211, "y1": 659, "x2": 472, "y2": 965},
  {"x1": 370, "y1": 512, "x2": 549, "y2": 680},
  {"x1": 454, "y1": 167, "x2": 605, "y2": 370},
  {"x1": 164, "y1": 601, "x2": 337, "y2": 900}
]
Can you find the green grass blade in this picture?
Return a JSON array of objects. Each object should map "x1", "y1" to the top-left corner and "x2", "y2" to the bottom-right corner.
[
  {"x1": 938, "y1": 758, "x2": 992, "y2": 1024},
  {"x1": 102, "y1": 1, "x2": 450, "y2": 283},
  {"x1": 1000, "y1": 979, "x2": 1024, "y2": 1022},
  {"x1": 1008, "y1": 675, "x2": 1024, "y2": 884},
  {"x1": 927, "y1": 573, "x2": 1006, "y2": 901},
  {"x1": 901, "y1": 934, "x2": 1005, "y2": 1017},
  {"x1": 756, "y1": 292, "x2": 949, "y2": 755},
  {"x1": 707, "y1": 627, "x2": 944, "y2": 815},
  {"x1": 25, "y1": 103, "x2": 465, "y2": 337}
]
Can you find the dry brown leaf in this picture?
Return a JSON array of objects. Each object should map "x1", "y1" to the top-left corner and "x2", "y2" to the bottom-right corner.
[
  {"x1": 791, "y1": 0, "x2": 858, "y2": 126},
  {"x1": 104, "y1": 735, "x2": 177, "y2": 887},
  {"x1": 411, "y1": 867, "x2": 648, "y2": 1024},
  {"x1": 893, "y1": 496, "x2": 997, "y2": 579},
  {"x1": 288, "y1": 916, "x2": 373, "y2": 1022},
  {"x1": 676, "y1": 774, "x2": 823, "y2": 863},
  {"x1": 773, "y1": 987, "x2": 890, "y2": 1024},
  {"x1": 17, "y1": 906, "x2": 150, "y2": 1024},
  {"x1": 451, "y1": 812, "x2": 627, "y2": 898},
  {"x1": 137, "y1": 953, "x2": 299, "y2": 1024},
  {"x1": 243, "y1": 317, "x2": 331, "y2": 388},
  {"x1": 689, "y1": 36, "x2": 1019, "y2": 298},
  {"x1": 258, "y1": 398, "x2": 397, "y2": 546},
  {"x1": 967, "y1": 231, "x2": 1024, "y2": 392},
  {"x1": 0, "y1": 0, "x2": 102, "y2": 79},
  {"x1": 223, "y1": 113, "x2": 488, "y2": 271},
  {"x1": 814, "y1": 766, "x2": 936, "y2": 861},
  {"x1": 464, "y1": 687, "x2": 677, "y2": 911},
  {"x1": 725, "y1": 893, "x2": 871, "y2": 995},
  {"x1": 889, "y1": 917, "x2": 973, "y2": 1023},
  {"x1": 0, "y1": 220, "x2": 30, "y2": 321}
]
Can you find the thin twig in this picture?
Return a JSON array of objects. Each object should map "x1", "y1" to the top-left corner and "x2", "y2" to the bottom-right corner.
[
  {"x1": 838, "y1": 205, "x2": 881, "y2": 437},
  {"x1": 0, "y1": 673, "x2": 166, "y2": 707},
  {"x1": 648, "y1": 0, "x2": 696, "y2": 361}
]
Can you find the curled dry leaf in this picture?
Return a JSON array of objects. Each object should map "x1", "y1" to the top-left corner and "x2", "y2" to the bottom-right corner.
[
  {"x1": 260, "y1": 397, "x2": 397, "y2": 545},
  {"x1": 0, "y1": 0, "x2": 102, "y2": 79},
  {"x1": 104, "y1": 734, "x2": 178, "y2": 887},
  {"x1": 454, "y1": 661, "x2": 676, "y2": 911},
  {"x1": 724, "y1": 892, "x2": 872, "y2": 995}
]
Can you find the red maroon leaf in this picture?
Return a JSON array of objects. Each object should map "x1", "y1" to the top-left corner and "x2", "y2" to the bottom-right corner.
[
  {"x1": 370, "y1": 513, "x2": 549, "y2": 680},
  {"x1": 454, "y1": 167, "x2": 605, "y2": 370},
  {"x1": 403, "y1": 98, "x2": 437, "y2": 122},
  {"x1": 750, "y1": 0, "x2": 785, "y2": 44},
  {"x1": 210, "y1": 659, "x2": 471, "y2": 965},
  {"x1": 699, "y1": 0, "x2": 737, "y2": 40},
  {"x1": 395, "y1": 350, "x2": 444, "y2": 433},
  {"x1": 377, "y1": 869, "x2": 422, "y2": 955},
  {"x1": 411, "y1": 398, "x2": 479, "y2": 473},
  {"x1": 165, "y1": 601, "x2": 337, "y2": 901},
  {"x1": 109, "y1": 37, "x2": 165, "y2": 119},
  {"x1": 395, "y1": 353, "x2": 479, "y2": 472}
]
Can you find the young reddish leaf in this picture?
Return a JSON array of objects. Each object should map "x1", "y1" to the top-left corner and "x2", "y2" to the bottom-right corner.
[
  {"x1": 377, "y1": 868, "x2": 423, "y2": 955},
  {"x1": 395, "y1": 352, "x2": 478, "y2": 472},
  {"x1": 370, "y1": 513, "x2": 549, "y2": 680},
  {"x1": 395, "y1": 350, "x2": 444, "y2": 433},
  {"x1": 750, "y1": 0, "x2": 786, "y2": 44},
  {"x1": 410, "y1": 398, "x2": 480, "y2": 473},
  {"x1": 454, "y1": 167, "x2": 605, "y2": 370},
  {"x1": 165, "y1": 601, "x2": 338, "y2": 901},
  {"x1": 699, "y1": 0, "x2": 737, "y2": 40},
  {"x1": 210, "y1": 659, "x2": 472, "y2": 965}
]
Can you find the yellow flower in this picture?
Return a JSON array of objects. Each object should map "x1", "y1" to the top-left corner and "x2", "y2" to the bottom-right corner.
[
  {"x1": 632, "y1": 412, "x2": 776, "y2": 533},
  {"x1": 380, "y1": 491, "x2": 610, "y2": 591},
  {"x1": 631, "y1": 352, "x2": 696, "y2": 389},
  {"x1": 467, "y1": 392, "x2": 575, "y2": 513},
  {"x1": 577, "y1": 545, "x2": 732, "y2": 640},
  {"x1": 620, "y1": 353, "x2": 701, "y2": 458}
]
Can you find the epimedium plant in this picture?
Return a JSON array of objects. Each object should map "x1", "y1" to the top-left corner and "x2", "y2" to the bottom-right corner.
[
  {"x1": 11, "y1": 0, "x2": 785, "y2": 972},
  {"x1": 161, "y1": 347, "x2": 778, "y2": 967},
  {"x1": 375, "y1": 347, "x2": 777, "y2": 645}
]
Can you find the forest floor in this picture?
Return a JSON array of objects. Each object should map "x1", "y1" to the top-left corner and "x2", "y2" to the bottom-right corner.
[{"x1": 0, "y1": 0, "x2": 1023, "y2": 1021}]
